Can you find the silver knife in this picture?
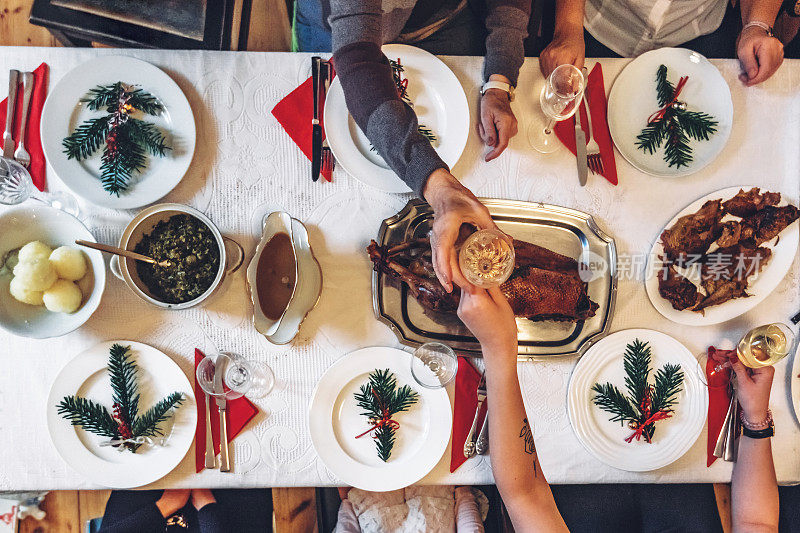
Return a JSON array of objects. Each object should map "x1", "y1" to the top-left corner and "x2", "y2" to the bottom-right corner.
[
  {"x1": 311, "y1": 56, "x2": 323, "y2": 182},
  {"x1": 2, "y1": 70, "x2": 20, "y2": 159},
  {"x1": 574, "y1": 98, "x2": 588, "y2": 187},
  {"x1": 203, "y1": 392, "x2": 216, "y2": 469},
  {"x1": 213, "y1": 356, "x2": 232, "y2": 472}
]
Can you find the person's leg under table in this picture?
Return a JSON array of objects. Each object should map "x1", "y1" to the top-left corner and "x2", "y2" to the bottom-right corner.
[
  {"x1": 550, "y1": 483, "x2": 638, "y2": 532},
  {"x1": 294, "y1": 0, "x2": 332, "y2": 52},
  {"x1": 211, "y1": 488, "x2": 273, "y2": 533},
  {"x1": 636, "y1": 483, "x2": 724, "y2": 533}
]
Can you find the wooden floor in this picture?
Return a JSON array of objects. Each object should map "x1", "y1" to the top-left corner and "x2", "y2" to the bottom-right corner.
[{"x1": 1, "y1": 3, "x2": 730, "y2": 532}]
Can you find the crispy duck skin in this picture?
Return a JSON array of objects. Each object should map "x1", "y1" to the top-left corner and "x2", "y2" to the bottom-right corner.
[
  {"x1": 700, "y1": 245, "x2": 772, "y2": 295},
  {"x1": 740, "y1": 205, "x2": 800, "y2": 246},
  {"x1": 657, "y1": 263, "x2": 700, "y2": 311},
  {"x1": 367, "y1": 238, "x2": 598, "y2": 322},
  {"x1": 716, "y1": 220, "x2": 742, "y2": 248},
  {"x1": 722, "y1": 188, "x2": 781, "y2": 217},
  {"x1": 660, "y1": 200, "x2": 723, "y2": 261}
]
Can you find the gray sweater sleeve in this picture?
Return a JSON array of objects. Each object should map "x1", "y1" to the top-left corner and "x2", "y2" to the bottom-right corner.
[
  {"x1": 483, "y1": 0, "x2": 531, "y2": 86},
  {"x1": 330, "y1": 1, "x2": 448, "y2": 197}
]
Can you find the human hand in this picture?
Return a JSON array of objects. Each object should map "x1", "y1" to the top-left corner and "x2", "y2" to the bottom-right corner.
[
  {"x1": 478, "y1": 86, "x2": 518, "y2": 162},
  {"x1": 457, "y1": 286, "x2": 517, "y2": 356},
  {"x1": 156, "y1": 489, "x2": 191, "y2": 518},
  {"x1": 191, "y1": 489, "x2": 217, "y2": 511},
  {"x1": 539, "y1": 27, "x2": 585, "y2": 78},
  {"x1": 737, "y1": 25, "x2": 784, "y2": 86},
  {"x1": 731, "y1": 359, "x2": 774, "y2": 422},
  {"x1": 423, "y1": 169, "x2": 500, "y2": 292}
]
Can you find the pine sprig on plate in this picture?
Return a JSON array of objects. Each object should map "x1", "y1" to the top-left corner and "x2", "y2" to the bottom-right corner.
[
  {"x1": 635, "y1": 64, "x2": 717, "y2": 169},
  {"x1": 57, "y1": 344, "x2": 184, "y2": 453},
  {"x1": 63, "y1": 82, "x2": 170, "y2": 197},
  {"x1": 354, "y1": 368, "x2": 419, "y2": 462},
  {"x1": 591, "y1": 339, "x2": 684, "y2": 444}
]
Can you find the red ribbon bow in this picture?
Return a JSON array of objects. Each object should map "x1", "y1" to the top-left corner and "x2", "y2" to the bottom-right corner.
[
  {"x1": 355, "y1": 388, "x2": 401, "y2": 439},
  {"x1": 625, "y1": 387, "x2": 674, "y2": 443},
  {"x1": 647, "y1": 75, "x2": 689, "y2": 125}
]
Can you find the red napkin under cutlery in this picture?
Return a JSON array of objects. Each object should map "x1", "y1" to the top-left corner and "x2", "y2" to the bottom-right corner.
[
  {"x1": 554, "y1": 63, "x2": 618, "y2": 186},
  {"x1": 194, "y1": 348, "x2": 259, "y2": 473},
  {"x1": 706, "y1": 346, "x2": 733, "y2": 467},
  {"x1": 0, "y1": 63, "x2": 48, "y2": 192},
  {"x1": 271, "y1": 65, "x2": 336, "y2": 183},
  {"x1": 450, "y1": 356, "x2": 487, "y2": 473}
]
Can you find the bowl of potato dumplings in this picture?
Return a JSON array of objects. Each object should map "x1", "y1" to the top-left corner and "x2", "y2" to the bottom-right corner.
[{"x1": 0, "y1": 205, "x2": 106, "y2": 338}]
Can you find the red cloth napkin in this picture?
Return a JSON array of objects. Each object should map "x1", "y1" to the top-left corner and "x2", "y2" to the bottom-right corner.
[
  {"x1": 706, "y1": 346, "x2": 733, "y2": 467},
  {"x1": 271, "y1": 66, "x2": 335, "y2": 182},
  {"x1": 194, "y1": 348, "x2": 259, "y2": 473},
  {"x1": 554, "y1": 63, "x2": 618, "y2": 186},
  {"x1": 0, "y1": 63, "x2": 48, "y2": 191},
  {"x1": 450, "y1": 356, "x2": 486, "y2": 473}
]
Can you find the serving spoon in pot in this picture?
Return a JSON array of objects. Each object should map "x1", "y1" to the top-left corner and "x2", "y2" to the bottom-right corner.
[{"x1": 75, "y1": 240, "x2": 173, "y2": 268}]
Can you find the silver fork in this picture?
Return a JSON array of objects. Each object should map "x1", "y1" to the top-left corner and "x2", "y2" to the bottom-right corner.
[
  {"x1": 463, "y1": 372, "x2": 487, "y2": 458},
  {"x1": 13, "y1": 72, "x2": 34, "y2": 168},
  {"x1": 583, "y1": 92, "x2": 603, "y2": 175}
]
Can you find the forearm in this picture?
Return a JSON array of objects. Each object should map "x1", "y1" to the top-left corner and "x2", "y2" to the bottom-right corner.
[
  {"x1": 484, "y1": 0, "x2": 531, "y2": 85},
  {"x1": 740, "y1": 0, "x2": 783, "y2": 25},
  {"x1": 731, "y1": 436, "x2": 779, "y2": 532},
  {"x1": 553, "y1": 0, "x2": 586, "y2": 36},
  {"x1": 483, "y1": 350, "x2": 567, "y2": 532}
]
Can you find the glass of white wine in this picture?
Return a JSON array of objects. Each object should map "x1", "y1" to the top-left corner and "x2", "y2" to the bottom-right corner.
[
  {"x1": 701, "y1": 323, "x2": 797, "y2": 384},
  {"x1": 529, "y1": 64, "x2": 586, "y2": 153},
  {"x1": 458, "y1": 228, "x2": 515, "y2": 288}
]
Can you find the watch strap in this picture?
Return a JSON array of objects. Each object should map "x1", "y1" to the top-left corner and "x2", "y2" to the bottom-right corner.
[
  {"x1": 741, "y1": 425, "x2": 775, "y2": 439},
  {"x1": 481, "y1": 80, "x2": 514, "y2": 101}
]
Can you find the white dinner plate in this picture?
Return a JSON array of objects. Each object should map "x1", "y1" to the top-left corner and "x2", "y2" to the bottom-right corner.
[
  {"x1": 41, "y1": 56, "x2": 196, "y2": 209},
  {"x1": 568, "y1": 329, "x2": 707, "y2": 472},
  {"x1": 308, "y1": 347, "x2": 451, "y2": 491},
  {"x1": 323, "y1": 44, "x2": 469, "y2": 193},
  {"x1": 607, "y1": 48, "x2": 732, "y2": 177},
  {"x1": 645, "y1": 186, "x2": 799, "y2": 326},
  {"x1": 47, "y1": 341, "x2": 196, "y2": 488}
]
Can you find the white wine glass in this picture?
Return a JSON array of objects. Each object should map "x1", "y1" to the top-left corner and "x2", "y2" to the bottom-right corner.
[
  {"x1": 0, "y1": 156, "x2": 80, "y2": 217},
  {"x1": 458, "y1": 228, "x2": 515, "y2": 288},
  {"x1": 529, "y1": 64, "x2": 586, "y2": 153},
  {"x1": 698, "y1": 323, "x2": 797, "y2": 385},
  {"x1": 196, "y1": 351, "x2": 275, "y2": 400}
]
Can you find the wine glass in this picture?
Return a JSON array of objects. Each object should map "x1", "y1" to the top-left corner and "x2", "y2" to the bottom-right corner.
[
  {"x1": 529, "y1": 64, "x2": 586, "y2": 153},
  {"x1": 458, "y1": 228, "x2": 515, "y2": 288},
  {"x1": 0, "y1": 156, "x2": 80, "y2": 217},
  {"x1": 699, "y1": 323, "x2": 797, "y2": 385},
  {"x1": 196, "y1": 351, "x2": 275, "y2": 400},
  {"x1": 410, "y1": 342, "x2": 458, "y2": 388}
]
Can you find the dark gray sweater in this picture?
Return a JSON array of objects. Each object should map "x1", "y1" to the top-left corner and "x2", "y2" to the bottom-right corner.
[{"x1": 331, "y1": 0, "x2": 530, "y2": 196}]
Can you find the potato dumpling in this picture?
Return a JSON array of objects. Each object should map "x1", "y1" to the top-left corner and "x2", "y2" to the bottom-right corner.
[
  {"x1": 9, "y1": 276, "x2": 44, "y2": 306},
  {"x1": 49, "y1": 246, "x2": 88, "y2": 281},
  {"x1": 18, "y1": 241, "x2": 53, "y2": 263},
  {"x1": 12, "y1": 258, "x2": 57, "y2": 292},
  {"x1": 43, "y1": 279, "x2": 83, "y2": 313}
]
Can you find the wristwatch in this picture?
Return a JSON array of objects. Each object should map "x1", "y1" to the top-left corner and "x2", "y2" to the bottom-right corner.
[
  {"x1": 782, "y1": 0, "x2": 800, "y2": 17},
  {"x1": 481, "y1": 80, "x2": 515, "y2": 102},
  {"x1": 740, "y1": 409, "x2": 775, "y2": 439}
]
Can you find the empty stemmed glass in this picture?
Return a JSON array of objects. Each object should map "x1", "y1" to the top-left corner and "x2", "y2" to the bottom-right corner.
[
  {"x1": 529, "y1": 64, "x2": 586, "y2": 153},
  {"x1": 196, "y1": 351, "x2": 275, "y2": 400},
  {"x1": 411, "y1": 342, "x2": 458, "y2": 389},
  {"x1": 0, "y1": 156, "x2": 80, "y2": 216}
]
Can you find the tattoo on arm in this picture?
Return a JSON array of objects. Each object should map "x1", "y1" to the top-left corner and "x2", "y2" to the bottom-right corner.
[{"x1": 520, "y1": 418, "x2": 538, "y2": 476}]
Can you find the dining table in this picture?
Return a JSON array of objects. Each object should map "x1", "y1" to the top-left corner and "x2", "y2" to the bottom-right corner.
[{"x1": 0, "y1": 46, "x2": 798, "y2": 491}]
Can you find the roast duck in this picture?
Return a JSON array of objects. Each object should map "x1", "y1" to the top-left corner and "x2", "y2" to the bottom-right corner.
[
  {"x1": 367, "y1": 236, "x2": 599, "y2": 322},
  {"x1": 657, "y1": 188, "x2": 799, "y2": 313}
]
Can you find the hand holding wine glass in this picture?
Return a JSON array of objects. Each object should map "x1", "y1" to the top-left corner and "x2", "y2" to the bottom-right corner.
[{"x1": 530, "y1": 64, "x2": 586, "y2": 153}]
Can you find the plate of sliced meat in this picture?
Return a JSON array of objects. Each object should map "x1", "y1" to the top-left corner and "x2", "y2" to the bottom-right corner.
[
  {"x1": 646, "y1": 187, "x2": 799, "y2": 326},
  {"x1": 368, "y1": 199, "x2": 617, "y2": 359}
]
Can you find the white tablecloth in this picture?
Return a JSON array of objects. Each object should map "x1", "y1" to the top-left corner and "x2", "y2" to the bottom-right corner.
[{"x1": 0, "y1": 47, "x2": 797, "y2": 490}]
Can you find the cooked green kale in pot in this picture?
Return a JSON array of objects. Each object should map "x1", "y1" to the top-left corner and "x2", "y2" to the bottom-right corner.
[{"x1": 134, "y1": 214, "x2": 220, "y2": 304}]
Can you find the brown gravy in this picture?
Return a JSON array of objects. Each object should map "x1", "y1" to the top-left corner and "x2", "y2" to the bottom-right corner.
[{"x1": 256, "y1": 232, "x2": 296, "y2": 320}]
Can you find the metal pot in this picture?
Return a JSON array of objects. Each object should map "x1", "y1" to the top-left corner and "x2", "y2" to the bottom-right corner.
[{"x1": 110, "y1": 203, "x2": 243, "y2": 310}]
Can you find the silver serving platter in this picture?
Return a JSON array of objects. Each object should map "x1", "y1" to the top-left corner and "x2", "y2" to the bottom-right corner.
[{"x1": 372, "y1": 198, "x2": 617, "y2": 360}]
